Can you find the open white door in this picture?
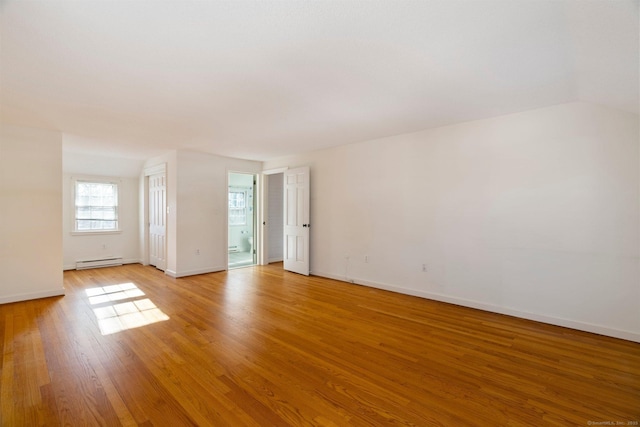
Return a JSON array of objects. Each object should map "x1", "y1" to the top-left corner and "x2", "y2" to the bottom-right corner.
[
  {"x1": 149, "y1": 172, "x2": 167, "y2": 271},
  {"x1": 283, "y1": 166, "x2": 310, "y2": 275}
]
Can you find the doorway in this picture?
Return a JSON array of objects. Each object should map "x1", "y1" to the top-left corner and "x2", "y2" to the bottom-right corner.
[
  {"x1": 228, "y1": 172, "x2": 256, "y2": 269},
  {"x1": 260, "y1": 166, "x2": 310, "y2": 275},
  {"x1": 266, "y1": 172, "x2": 284, "y2": 263}
]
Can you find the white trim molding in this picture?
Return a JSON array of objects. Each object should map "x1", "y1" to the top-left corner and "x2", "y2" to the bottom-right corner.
[
  {"x1": 144, "y1": 163, "x2": 166, "y2": 177},
  {"x1": 311, "y1": 271, "x2": 640, "y2": 344},
  {"x1": 165, "y1": 266, "x2": 227, "y2": 278},
  {"x1": 262, "y1": 167, "x2": 288, "y2": 175},
  {"x1": 0, "y1": 288, "x2": 66, "y2": 305}
]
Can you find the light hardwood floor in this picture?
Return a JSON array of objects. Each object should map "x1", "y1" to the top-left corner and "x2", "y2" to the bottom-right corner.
[{"x1": 1, "y1": 263, "x2": 639, "y2": 426}]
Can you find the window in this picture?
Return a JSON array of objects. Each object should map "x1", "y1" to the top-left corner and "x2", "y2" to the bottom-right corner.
[
  {"x1": 228, "y1": 191, "x2": 246, "y2": 225},
  {"x1": 75, "y1": 180, "x2": 119, "y2": 232}
]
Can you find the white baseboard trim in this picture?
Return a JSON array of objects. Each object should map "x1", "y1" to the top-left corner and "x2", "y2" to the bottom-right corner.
[
  {"x1": 312, "y1": 271, "x2": 640, "y2": 343},
  {"x1": 166, "y1": 266, "x2": 227, "y2": 278},
  {"x1": 0, "y1": 288, "x2": 66, "y2": 305},
  {"x1": 63, "y1": 258, "x2": 141, "y2": 271},
  {"x1": 268, "y1": 258, "x2": 284, "y2": 263}
]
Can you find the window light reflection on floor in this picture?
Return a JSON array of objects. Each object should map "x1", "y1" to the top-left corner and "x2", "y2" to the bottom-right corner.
[{"x1": 85, "y1": 282, "x2": 169, "y2": 335}]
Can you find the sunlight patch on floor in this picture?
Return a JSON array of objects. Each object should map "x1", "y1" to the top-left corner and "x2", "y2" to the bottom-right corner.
[{"x1": 86, "y1": 283, "x2": 169, "y2": 335}]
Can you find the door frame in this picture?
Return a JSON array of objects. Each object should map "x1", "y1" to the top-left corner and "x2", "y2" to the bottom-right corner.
[
  {"x1": 227, "y1": 171, "x2": 259, "y2": 269},
  {"x1": 142, "y1": 163, "x2": 167, "y2": 268},
  {"x1": 259, "y1": 167, "x2": 288, "y2": 266}
]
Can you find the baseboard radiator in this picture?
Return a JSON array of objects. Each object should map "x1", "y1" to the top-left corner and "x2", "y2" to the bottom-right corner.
[{"x1": 76, "y1": 257, "x2": 123, "y2": 270}]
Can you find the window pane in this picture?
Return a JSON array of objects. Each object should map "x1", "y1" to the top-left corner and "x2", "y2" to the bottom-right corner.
[
  {"x1": 77, "y1": 207, "x2": 91, "y2": 219},
  {"x1": 75, "y1": 181, "x2": 118, "y2": 231},
  {"x1": 229, "y1": 191, "x2": 245, "y2": 208}
]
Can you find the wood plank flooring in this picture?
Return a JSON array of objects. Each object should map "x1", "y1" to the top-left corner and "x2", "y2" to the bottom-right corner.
[{"x1": 1, "y1": 263, "x2": 639, "y2": 426}]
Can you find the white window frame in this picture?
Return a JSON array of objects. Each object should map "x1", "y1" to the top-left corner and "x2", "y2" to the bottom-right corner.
[
  {"x1": 72, "y1": 178, "x2": 121, "y2": 235},
  {"x1": 229, "y1": 190, "x2": 247, "y2": 226}
]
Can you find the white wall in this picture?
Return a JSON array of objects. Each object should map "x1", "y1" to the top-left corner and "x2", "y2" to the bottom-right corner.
[
  {"x1": 264, "y1": 102, "x2": 640, "y2": 342},
  {"x1": 144, "y1": 150, "x2": 261, "y2": 277},
  {"x1": 63, "y1": 151, "x2": 144, "y2": 178},
  {"x1": 0, "y1": 124, "x2": 64, "y2": 303},
  {"x1": 62, "y1": 177, "x2": 140, "y2": 269},
  {"x1": 63, "y1": 152, "x2": 143, "y2": 269}
]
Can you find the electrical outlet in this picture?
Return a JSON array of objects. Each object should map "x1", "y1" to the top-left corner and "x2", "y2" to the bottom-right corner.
[
  {"x1": 365, "y1": 255, "x2": 369, "y2": 263},
  {"x1": 422, "y1": 263, "x2": 427, "y2": 272},
  {"x1": 196, "y1": 249, "x2": 200, "y2": 255}
]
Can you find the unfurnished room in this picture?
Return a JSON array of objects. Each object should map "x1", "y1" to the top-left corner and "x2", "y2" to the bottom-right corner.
[{"x1": 0, "y1": 0, "x2": 639, "y2": 425}]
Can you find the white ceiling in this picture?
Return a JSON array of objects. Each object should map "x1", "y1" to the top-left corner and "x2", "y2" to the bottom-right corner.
[{"x1": 1, "y1": 0, "x2": 638, "y2": 161}]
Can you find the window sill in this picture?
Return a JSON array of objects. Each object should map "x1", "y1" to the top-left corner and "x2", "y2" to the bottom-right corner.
[{"x1": 71, "y1": 230, "x2": 122, "y2": 236}]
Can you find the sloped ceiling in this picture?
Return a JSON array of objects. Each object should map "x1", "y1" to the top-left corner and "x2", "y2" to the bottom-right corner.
[{"x1": 1, "y1": 0, "x2": 637, "y2": 161}]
